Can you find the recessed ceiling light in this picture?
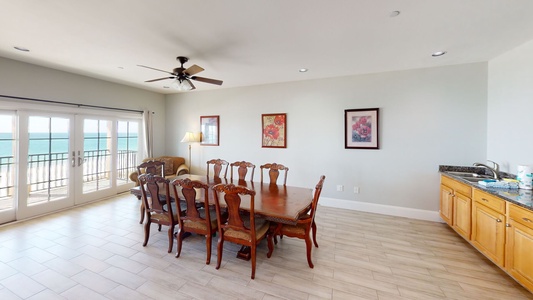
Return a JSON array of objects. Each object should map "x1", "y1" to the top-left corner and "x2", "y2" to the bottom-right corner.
[
  {"x1": 432, "y1": 51, "x2": 447, "y2": 57},
  {"x1": 163, "y1": 86, "x2": 170, "y2": 89},
  {"x1": 117, "y1": 66, "x2": 124, "y2": 69},
  {"x1": 299, "y1": 68, "x2": 308, "y2": 73},
  {"x1": 14, "y1": 46, "x2": 30, "y2": 52},
  {"x1": 390, "y1": 11, "x2": 400, "y2": 17}
]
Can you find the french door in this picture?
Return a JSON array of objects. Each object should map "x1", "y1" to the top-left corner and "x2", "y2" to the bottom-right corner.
[{"x1": 0, "y1": 110, "x2": 140, "y2": 223}]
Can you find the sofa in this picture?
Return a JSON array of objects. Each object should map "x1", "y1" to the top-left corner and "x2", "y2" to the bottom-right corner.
[{"x1": 129, "y1": 156, "x2": 189, "y2": 186}]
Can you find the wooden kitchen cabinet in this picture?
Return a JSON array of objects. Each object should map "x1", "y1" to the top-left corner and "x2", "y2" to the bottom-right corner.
[
  {"x1": 471, "y1": 189, "x2": 506, "y2": 266},
  {"x1": 440, "y1": 175, "x2": 472, "y2": 239},
  {"x1": 506, "y1": 203, "x2": 533, "y2": 292}
]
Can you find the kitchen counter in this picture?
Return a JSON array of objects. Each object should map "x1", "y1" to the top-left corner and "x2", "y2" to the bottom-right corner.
[{"x1": 439, "y1": 165, "x2": 533, "y2": 211}]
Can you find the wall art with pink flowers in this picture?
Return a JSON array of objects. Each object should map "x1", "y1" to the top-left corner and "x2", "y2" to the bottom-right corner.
[
  {"x1": 345, "y1": 108, "x2": 379, "y2": 149},
  {"x1": 262, "y1": 113, "x2": 286, "y2": 148}
]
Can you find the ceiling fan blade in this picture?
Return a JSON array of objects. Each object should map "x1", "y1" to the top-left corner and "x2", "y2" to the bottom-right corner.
[
  {"x1": 185, "y1": 79, "x2": 196, "y2": 90},
  {"x1": 145, "y1": 77, "x2": 175, "y2": 82},
  {"x1": 137, "y1": 65, "x2": 174, "y2": 75},
  {"x1": 184, "y1": 64, "x2": 204, "y2": 76},
  {"x1": 191, "y1": 76, "x2": 223, "y2": 85}
]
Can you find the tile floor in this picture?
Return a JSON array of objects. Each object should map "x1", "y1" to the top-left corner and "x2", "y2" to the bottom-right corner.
[{"x1": 0, "y1": 193, "x2": 532, "y2": 299}]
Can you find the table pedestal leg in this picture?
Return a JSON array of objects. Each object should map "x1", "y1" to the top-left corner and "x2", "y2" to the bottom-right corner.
[{"x1": 236, "y1": 246, "x2": 251, "y2": 261}]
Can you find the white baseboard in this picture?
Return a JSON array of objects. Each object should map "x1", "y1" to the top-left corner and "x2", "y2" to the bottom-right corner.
[{"x1": 319, "y1": 197, "x2": 443, "y2": 223}]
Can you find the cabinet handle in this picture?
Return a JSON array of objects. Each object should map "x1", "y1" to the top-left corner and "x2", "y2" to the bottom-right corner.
[
  {"x1": 482, "y1": 198, "x2": 489, "y2": 202},
  {"x1": 496, "y1": 219, "x2": 502, "y2": 222},
  {"x1": 523, "y1": 218, "x2": 532, "y2": 223},
  {"x1": 506, "y1": 223, "x2": 511, "y2": 227}
]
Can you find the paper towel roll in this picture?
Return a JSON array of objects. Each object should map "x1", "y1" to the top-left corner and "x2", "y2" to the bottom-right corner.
[{"x1": 517, "y1": 165, "x2": 533, "y2": 189}]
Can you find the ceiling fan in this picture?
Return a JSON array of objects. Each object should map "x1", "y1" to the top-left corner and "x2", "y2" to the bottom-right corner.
[{"x1": 138, "y1": 56, "x2": 223, "y2": 90}]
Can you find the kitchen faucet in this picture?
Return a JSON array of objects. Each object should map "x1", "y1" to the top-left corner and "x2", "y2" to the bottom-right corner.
[{"x1": 473, "y1": 160, "x2": 500, "y2": 180}]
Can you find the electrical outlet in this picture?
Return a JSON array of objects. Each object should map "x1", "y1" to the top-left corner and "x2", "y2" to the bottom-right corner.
[
  {"x1": 337, "y1": 185, "x2": 344, "y2": 192},
  {"x1": 354, "y1": 187, "x2": 360, "y2": 194}
]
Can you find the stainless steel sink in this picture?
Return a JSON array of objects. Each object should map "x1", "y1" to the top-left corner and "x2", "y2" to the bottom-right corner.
[{"x1": 446, "y1": 171, "x2": 494, "y2": 181}]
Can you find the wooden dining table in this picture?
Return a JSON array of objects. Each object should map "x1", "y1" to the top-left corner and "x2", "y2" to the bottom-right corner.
[
  {"x1": 130, "y1": 174, "x2": 314, "y2": 260},
  {"x1": 130, "y1": 174, "x2": 314, "y2": 225}
]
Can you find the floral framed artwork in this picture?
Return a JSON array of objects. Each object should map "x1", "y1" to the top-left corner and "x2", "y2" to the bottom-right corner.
[
  {"x1": 345, "y1": 108, "x2": 379, "y2": 149},
  {"x1": 200, "y1": 115, "x2": 219, "y2": 146},
  {"x1": 262, "y1": 113, "x2": 286, "y2": 148}
]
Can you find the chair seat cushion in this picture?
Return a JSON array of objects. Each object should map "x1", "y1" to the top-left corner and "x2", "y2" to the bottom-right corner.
[
  {"x1": 280, "y1": 222, "x2": 307, "y2": 236},
  {"x1": 150, "y1": 212, "x2": 178, "y2": 223},
  {"x1": 183, "y1": 208, "x2": 218, "y2": 231},
  {"x1": 225, "y1": 217, "x2": 269, "y2": 241}
]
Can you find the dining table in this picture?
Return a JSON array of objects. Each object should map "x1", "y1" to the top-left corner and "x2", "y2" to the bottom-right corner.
[
  {"x1": 131, "y1": 174, "x2": 314, "y2": 225},
  {"x1": 130, "y1": 174, "x2": 314, "y2": 259}
]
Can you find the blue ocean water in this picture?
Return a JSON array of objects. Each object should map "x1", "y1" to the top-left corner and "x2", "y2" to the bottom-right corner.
[{"x1": 0, "y1": 132, "x2": 138, "y2": 157}]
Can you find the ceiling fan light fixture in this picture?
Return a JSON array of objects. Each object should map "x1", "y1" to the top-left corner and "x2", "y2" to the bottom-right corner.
[{"x1": 172, "y1": 78, "x2": 193, "y2": 91}]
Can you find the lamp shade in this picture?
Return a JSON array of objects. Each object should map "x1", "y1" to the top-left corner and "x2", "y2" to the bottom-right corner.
[{"x1": 181, "y1": 132, "x2": 201, "y2": 143}]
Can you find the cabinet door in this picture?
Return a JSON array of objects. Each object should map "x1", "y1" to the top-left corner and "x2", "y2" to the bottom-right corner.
[
  {"x1": 471, "y1": 201, "x2": 506, "y2": 266},
  {"x1": 440, "y1": 184, "x2": 453, "y2": 225},
  {"x1": 506, "y1": 219, "x2": 533, "y2": 292},
  {"x1": 453, "y1": 192, "x2": 471, "y2": 240}
]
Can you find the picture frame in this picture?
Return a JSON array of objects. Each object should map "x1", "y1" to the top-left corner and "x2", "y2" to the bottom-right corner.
[
  {"x1": 200, "y1": 115, "x2": 219, "y2": 146},
  {"x1": 345, "y1": 108, "x2": 379, "y2": 149},
  {"x1": 262, "y1": 113, "x2": 286, "y2": 148}
]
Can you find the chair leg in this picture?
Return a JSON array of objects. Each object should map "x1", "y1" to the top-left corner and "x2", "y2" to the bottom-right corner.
[
  {"x1": 139, "y1": 202, "x2": 145, "y2": 224},
  {"x1": 205, "y1": 233, "x2": 212, "y2": 265},
  {"x1": 251, "y1": 245, "x2": 256, "y2": 279},
  {"x1": 312, "y1": 220, "x2": 318, "y2": 248},
  {"x1": 175, "y1": 229, "x2": 183, "y2": 258},
  {"x1": 216, "y1": 234, "x2": 224, "y2": 270},
  {"x1": 305, "y1": 234, "x2": 314, "y2": 268},
  {"x1": 167, "y1": 225, "x2": 174, "y2": 253},
  {"x1": 158, "y1": 224, "x2": 162, "y2": 231},
  {"x1": 142, "y1": 220, "x2": 151, "y2": 247}
]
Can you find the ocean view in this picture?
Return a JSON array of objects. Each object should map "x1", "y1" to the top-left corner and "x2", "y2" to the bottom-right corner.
[{"x1": 0, "y1": 132, "x2": 138, "y2": 157}]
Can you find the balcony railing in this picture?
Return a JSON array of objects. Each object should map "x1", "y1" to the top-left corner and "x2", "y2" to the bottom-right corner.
[{"x1": 0, "y1": 150, "x2": 137, "y2": 199}]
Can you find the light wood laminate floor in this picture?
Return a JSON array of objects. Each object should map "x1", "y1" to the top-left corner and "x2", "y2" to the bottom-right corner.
[{"x1": 0, "y1": 193, "x2": 532, "y2": 299}]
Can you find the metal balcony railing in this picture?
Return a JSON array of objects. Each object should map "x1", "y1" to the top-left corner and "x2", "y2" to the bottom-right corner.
[{"x1": 0, "y1": 150, "x2": 137, "y2": 199}]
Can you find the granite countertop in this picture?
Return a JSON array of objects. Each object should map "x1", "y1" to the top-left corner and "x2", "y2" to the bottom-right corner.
[{"x1": 439, "y1": 165, "x2": 533, "y2": 211}]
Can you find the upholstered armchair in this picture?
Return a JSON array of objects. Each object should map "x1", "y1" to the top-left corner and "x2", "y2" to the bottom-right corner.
[{"x1": 129, "y1": 156, "x2": 189, "y2": 186}]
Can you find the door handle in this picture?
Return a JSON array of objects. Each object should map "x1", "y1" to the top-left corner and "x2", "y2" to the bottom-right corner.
[{"x1": 72, "y1": 151, "x2": 76, "y2": 167}]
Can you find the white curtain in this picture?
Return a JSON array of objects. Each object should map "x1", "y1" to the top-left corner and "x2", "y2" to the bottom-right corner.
[{"x1": 142, "y1": 110, "x2": 153, "y2": 158}]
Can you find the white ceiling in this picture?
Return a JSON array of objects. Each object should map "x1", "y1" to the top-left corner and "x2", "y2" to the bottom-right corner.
[{"x1": 2, "y1": 0, "x2": 533, "y2": 94}]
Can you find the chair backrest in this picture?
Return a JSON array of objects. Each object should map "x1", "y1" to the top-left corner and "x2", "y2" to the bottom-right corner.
[
  {"x1": 137, "y1": 160, "x2": 165, "y2": 177},
  {"x1": 138, "y1": 173, "x2": 173, "y2": 219},
  {"x1": 260, "y1": 163, "x2": 289, "y2": 185},
  {"x1": 171, "y1": 178, "x2": 211, "y2": 228},
  {"x1": 230, "y1": 161, "x2": 256, "y2": 181},
  {"x1": 308, "y1": 175, "x2": 326, "y2": 222},
  {"x1": 212, "y1": 183, "x2": 256, "y2": 242},
  {"x1": 206, "y1": 159, "x2": 229, "y2": 178}
]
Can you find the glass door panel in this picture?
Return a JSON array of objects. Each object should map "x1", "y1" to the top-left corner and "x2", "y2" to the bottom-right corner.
[
  {"x1": 0, "y1": 113, "x2": 15, "y2": 223},
  {"x1": 116, "y1": 120, "x2": 139, "y2": 187},
  {"x1": 82, "y1": 119, "x2": 112, "y2": 193},
  {"x1": 27, "y1": 116, "x2": 70, "y2": 204}
]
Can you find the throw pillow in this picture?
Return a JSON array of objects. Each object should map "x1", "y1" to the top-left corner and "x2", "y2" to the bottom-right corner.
[{"x1": 158, "y1": 157, "x2": 174, "y2": 176}]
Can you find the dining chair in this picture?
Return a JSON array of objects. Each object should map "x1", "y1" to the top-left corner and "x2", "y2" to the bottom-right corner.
[
  {"x1": 138, "y1": 173, "x2": 178, "y2": 253},
  {"x1": 136, "y1": 160, "x2": 166, "y2": 224},
  {"x1": 267, "y1": 175, "x2": 325, "y2": 268},
  {"x1": 171, "y1": 178, "x2": 220, "y2": 264},
  {"x1": 230, "y1": 161, "x2": 256, "y2": 181},
  {"x1": 260, "y1": 163, "x2": 289, "y2": 185},
  {"x1": 206, "y1": 158, "x2": 229, "y2": 178},
  {"x1": 212, "y1": 183, "x2": 273, "y2": 279}
]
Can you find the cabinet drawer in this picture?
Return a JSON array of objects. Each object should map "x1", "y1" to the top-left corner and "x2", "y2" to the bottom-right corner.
[
  {"x1": 473, "y1": 189, "x2": 506, "y2": 214},
  {"x1": 509, "y1": 204, "x2": 533, "y2": 230},
  {"x1": 441, "y1": 175, "x2": 472, "y2": 197}
]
